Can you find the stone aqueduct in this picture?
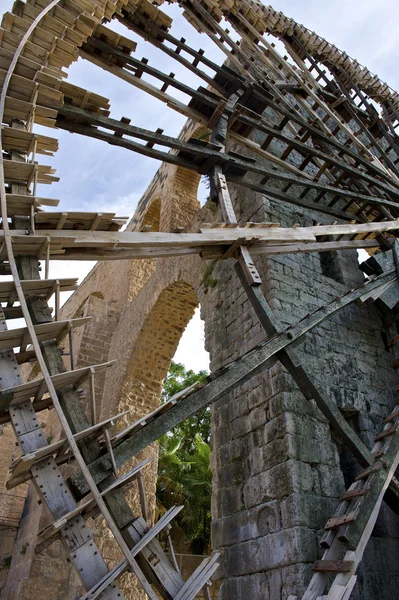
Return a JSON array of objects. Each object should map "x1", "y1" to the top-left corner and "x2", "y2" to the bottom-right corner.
[{"x1": 0, "y1": 1, "x2": 399, "y2": 600}]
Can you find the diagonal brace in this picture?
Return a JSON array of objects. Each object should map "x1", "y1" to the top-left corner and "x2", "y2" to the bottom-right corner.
[{"x1": 67, "y1": 270, "x2": 396, "y2": 499}]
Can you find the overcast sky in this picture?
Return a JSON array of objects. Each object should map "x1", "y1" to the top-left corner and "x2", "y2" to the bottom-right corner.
[{"x1": 2, "y1": 0, "x2": 399, "y2": 371}]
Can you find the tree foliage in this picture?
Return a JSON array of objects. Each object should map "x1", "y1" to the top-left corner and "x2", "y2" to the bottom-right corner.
[
  {"x1": 161, "y1": 361, "x2": 210, "y2": 453},
  {"x1": 157, "y1": 361, "x2": 211, "y2": 554}
]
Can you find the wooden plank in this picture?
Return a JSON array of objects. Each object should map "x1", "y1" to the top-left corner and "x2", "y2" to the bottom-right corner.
[
  {"x1": 2, "y1": 95, "x2": 58, "y2": 126},
  {"x1": 3, "y1": 194, "x2": 59, "y2": 217},
  {"x1": 3, "y1": 158, "x2": 59, "y2": 185},
  {"x1": 0, "y1": 277, "x2": 77, "y2": 304},
  {"x1": 35, "y1": 210, "x2": 128, "y2": 231},
  {"x1": 1, "y1": 126, "x2": 58, "y2": 155},
  {"x1": 9, "y1": 410, "x2": 129, "y2": 478},
  {"x1": 79, "y1": 507, "x2": 184, "y2": 600},
  {"x1": 13, "y1": 224, "x2": 319, "y2": 244},
  {"x1": 355, "y1": 462, "x2": 383, "y2": 481},
  {"x1": 36, "y1": 457, "x2": 153, "y2": 553},
  {"x1": 3, "y1": 219, "x2": 399, "y2": 259},
  {"x1": 11, "y1": 238, "x2": 379, "y2": 262},
  {"x1": 375, "y1": 424, "x2": 397, "y2": 441},
  {"x1": 312, "y1": 560, "x2": 354, "y2": 573},
  {"x1": 325, "y1": 511, "x2": 358, "y2": 531},
  {"x1": 174, "y1": 553, "x2": 220, "y2": 600},
  {"x1": 203, "y1": 220, "x2": 399, "y2": 238},
  {"x1": 0, "y1": 317, "x2": 90, "y2": 351},
  {"x1": 0, "y1": 360, "x2": 115, "y2": 411},
  {"x1": 340, "y1": 488, "x2": 369, "y2": 502},
  {"x1": 384, "y1": 408, "x2": 399, "y2": 423},
  {"x1": 0, "y1": 395, "x2": 52, "y2": 424}
]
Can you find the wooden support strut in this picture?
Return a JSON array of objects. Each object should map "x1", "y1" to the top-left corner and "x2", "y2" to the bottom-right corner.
[
  {"x1": 55, "y1": 104, "x2": 399, "y2": 218},
  {"x1": 4, "y1": 221, "x2": 399, "y2": 262}
]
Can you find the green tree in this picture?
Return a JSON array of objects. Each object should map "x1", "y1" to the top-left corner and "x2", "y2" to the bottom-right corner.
[
  {"x1": 161, "y1": 361, "x2": 210, "y2": 453},
  {"x1": 157, "y1": 361, "x2": 211, "y2": 554}
]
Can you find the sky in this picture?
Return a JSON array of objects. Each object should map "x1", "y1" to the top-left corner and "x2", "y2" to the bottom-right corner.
[{"x1": 2, "y1": 0, "x2": 399, "y2": 372}]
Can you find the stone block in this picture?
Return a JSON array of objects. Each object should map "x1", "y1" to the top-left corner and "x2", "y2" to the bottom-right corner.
[
  {"x1": 280, "y1": 493, "x2": 338, "y2": 529},
  {"x1": 263, "y1": 412, "x2": 296, "y2": 445},
  {"x1": 212, "y1": 500, "x2": 280, "y2": 548},
  {"x1": 219, "y1": 569, "x2": 281, "y2": 600},
  {"x1": 225, "y1": 527, "x2": 317, "y2": 577},
  {"x1": 281, "y1": 562, "x2": 313, "y2": 598},
  {"x1": 243, "y1": 460, "x2": 313, "y2": 508},
  {"x1": 317, "y1": 464, "x2": 345, "y2": 498},
  {"x1": 220, "y1": 485, "x2": 244, "y2": 516}
]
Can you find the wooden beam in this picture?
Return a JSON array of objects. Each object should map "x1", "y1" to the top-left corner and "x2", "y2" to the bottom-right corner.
[
  {"x1": 67, "y1": 269, "x2": 396, "y2": 498},
  {"x1": 3, "y1": 219, "x2": 399, "y2": 260},
  {"x1": 56, "y1": 105, "x2": 399, "y2": 216},
  {"x1": 233, "y1": 262, "x2": 375, "y2": 468}
]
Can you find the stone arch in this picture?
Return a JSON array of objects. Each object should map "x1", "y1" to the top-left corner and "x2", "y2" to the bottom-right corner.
[
  {"x1": 115, "y1": 279, "x2": 199, "y2": 518},
  {"x1": 120, "y1": 280, "x2": 199, "y2": 422},
  {"x1": 139, "y1": 197, "x2": 161, "y2": 232}
]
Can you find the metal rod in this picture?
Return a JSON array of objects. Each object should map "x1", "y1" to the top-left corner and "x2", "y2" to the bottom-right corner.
[
  {"x1": 137, "y1": 471, "x2": 148, "y2": 521},
  {"x1": 55, "y1": 281, "x2": 60, "y2": 321},
  {"x1": 103, "y1": 426, "x2": 118, "y2": 477},
  {"x1": 166, "y1": 530, "x2": 180, "y2": 574},
  {"x1": 45, "y1": 241, "x2": 50, "y2": 279},
  {"x1": 90, "y1": 368, "x2": 96, "y2": 425},
  {"x1": 68, "y1": 328, "x2": 74, "y2": 370}
]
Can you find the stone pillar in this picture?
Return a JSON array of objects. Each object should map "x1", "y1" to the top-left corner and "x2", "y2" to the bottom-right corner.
[{"x1": 207, "y1": 181, "x2": 399, "y2": 598}]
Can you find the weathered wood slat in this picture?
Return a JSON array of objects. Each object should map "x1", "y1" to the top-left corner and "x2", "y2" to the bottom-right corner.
[
  {"x1": 0, "y1": 360, "x2": 114, "y2": 412},
  {"x1": 340, "y1": 488, "x2": 369, "y2": 502},
  {"x1": 8, "y1": 410, "x2": 129, "y2": 479},
  {"x1": 3, "y1": 193, "x2": 59, "y2": 216},
  {"x1": 325, "y1": 512, "x2": 358, "y2": 531},
  {"x1": 79, "y1": 506, "x2": 184, "y2": 600},
  {"x1": 173, "y1": 553, "x2": 220, "y2": 600},
  {"x1": 1, "y1": 219, "x2": 398, "y2": 261},
  {"x1": 35, "y1": 457, "x2": 153, "y2": 554},
  {"x1": 0, "y1": 317, "x2": 90, "y2": 351},
  {"x1": 312, "y1": 560, "x2": 354, "y2": 573},
  {"x1": 56, "y1": 104, "x2": 399, "y2": 217},
  {"x1": 1, "y1": 126, "x2": 58, "y2": 155},
  {"x1": 35, "y1": 210, "x2": 128, "y2": 231},
  {"x1": 0, "y1": 277, "x2": 77, "y2": 304},
  {"x1": 3, "y1": 158, "x2": 59, "y2": 185}
]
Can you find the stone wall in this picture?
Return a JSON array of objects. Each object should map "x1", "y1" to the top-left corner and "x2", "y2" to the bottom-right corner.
[{"x1": 208, "y1": 180, "x2": 399, "y2": 598}]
